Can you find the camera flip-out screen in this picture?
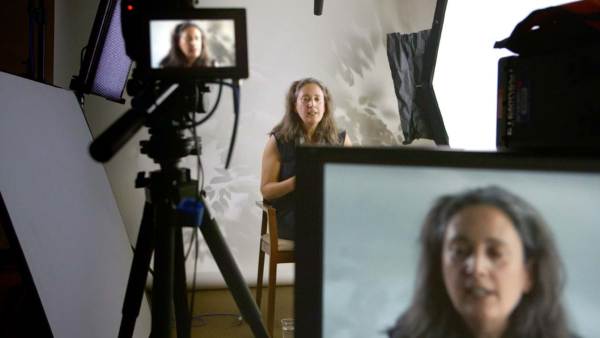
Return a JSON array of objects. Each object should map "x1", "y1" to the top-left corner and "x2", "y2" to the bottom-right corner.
[{"x1": 147, "y1": 8, "x2": 248, "y2": 80}]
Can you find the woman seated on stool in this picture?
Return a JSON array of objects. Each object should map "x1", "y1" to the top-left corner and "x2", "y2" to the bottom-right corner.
[{"x1": 260, "y1": 77, "x2": 351, "y2": 240}]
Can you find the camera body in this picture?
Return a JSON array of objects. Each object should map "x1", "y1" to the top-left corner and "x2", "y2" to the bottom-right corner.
[{"x1": 121, "y1": 1, "x2": 248, "y2": 80}]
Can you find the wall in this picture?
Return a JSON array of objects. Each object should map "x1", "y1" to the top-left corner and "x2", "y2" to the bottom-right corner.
[{"x1": 53, "y1": 0, "x2": 437, "y2": 286}]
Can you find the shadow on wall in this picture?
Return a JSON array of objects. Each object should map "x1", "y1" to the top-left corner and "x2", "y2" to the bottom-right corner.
[
  {"x1": 332, "y1": 31, "x2": 405, "y2": 146},
  {"x1": 206, "y1": 21, "x2": 236, "y2": 67}
]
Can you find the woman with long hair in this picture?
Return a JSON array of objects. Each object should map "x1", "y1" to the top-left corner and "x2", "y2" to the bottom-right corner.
[
  {"x1": 160, "y1": 22, "x2": 212, "y2": 68},
  {"x1": 389, "y1": 186, "x2": 574, "y2": 338},
  {"x1": 260, "y1": 77, "x2": 351, "y2": 240}
]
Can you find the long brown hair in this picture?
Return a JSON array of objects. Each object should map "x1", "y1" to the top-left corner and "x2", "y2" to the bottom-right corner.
[
  {"x1": 389, "y1": 186, "x2": 571, "y2": 338},
  {"x1": 271, "y1": 77, "x2": 340, "y2": 144},
  {"x1": 160, "y1": 22, "x2": 211, "y2": 68}
]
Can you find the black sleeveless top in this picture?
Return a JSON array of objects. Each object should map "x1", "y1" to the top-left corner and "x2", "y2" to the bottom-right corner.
[{"x1": 271, "y1": 130, "x2": 347, "y2": 240}]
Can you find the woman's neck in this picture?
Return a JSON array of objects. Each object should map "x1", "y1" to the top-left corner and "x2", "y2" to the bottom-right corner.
[
  {"x1": 468, "y1": 319, "x2": 506, "y2": 338},
  {"x1": 303, "y1": 127, "x2": 317, "y2": 143},
  {"x1": 474, "y1": 332, "x2": 501, "y2": 338}
]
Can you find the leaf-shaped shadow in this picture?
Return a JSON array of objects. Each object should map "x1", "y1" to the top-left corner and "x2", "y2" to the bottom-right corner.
[{"x1": 332, "y1": 29, "x2": 404, "y2": 146}]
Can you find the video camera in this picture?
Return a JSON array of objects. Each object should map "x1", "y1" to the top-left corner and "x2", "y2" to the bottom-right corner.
[
  {"x1": 88, "y1": 1, "x2": 248, "y2": 165},
  {"x1": 121, "y1": 0, "x2": 248, "y2": 81}
]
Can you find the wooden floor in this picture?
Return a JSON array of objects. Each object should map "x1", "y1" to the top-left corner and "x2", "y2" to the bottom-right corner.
[{"x1": 179, "y1": 286, "x2": 294, "y2": 338}]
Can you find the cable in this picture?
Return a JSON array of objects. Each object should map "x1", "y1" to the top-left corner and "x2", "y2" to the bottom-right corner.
[
  {"x1": 179, "y1": 79, "x2": 241, "y2": 168},
  {"x1": 191, "y1": 89, "x2": 205, "y2": 192},
  {"x1": 180, "y1": 78, "x2": 210, "y2": 262},
  {"x1": 187, "y1": 80, "x2": 242, "y2": 329},
  {"x1": 224, "y1": 81, "x2": 240, "y2": 169},
  {"x1": 178, "y1": 79, "x2": 239, "y2": 169},
  {"x1": 80, "y1": 46, "x2": 87, "y2": 65},
  {"x1": 187, "y1": 84, "x2": 204, "y2": 334},
  {"x1": 183, "y1": 89, "x2": 205, "y2": 262},
  {"x1": 178, "y1": 81, "x2": 224, "y2": 129}
]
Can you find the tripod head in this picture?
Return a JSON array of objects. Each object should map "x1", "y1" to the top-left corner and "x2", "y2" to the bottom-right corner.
[{"x1": 89, "y1": 72, "x2": 240, "y2": 173}]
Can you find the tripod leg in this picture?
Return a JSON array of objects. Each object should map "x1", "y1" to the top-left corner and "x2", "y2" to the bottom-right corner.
[
  {"x1": 119, "y1": 202, "x2": 155, "y2": 338},
  {"x1": 199, "y1": 200, "x2": 269, "y2": 338},
  {"x1": 151, "y1": 199, "x2": 176, "y2": 338},
  {"x1": 173, "y1": 226, "x2": 191, "y2": 338}
]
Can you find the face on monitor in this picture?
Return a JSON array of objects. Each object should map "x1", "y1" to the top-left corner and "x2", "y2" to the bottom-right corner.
[
  {"x1": 150, "y1": 19, "x2": 236, "y2": 69},
  {"x1": 296, "y1": 147, "x2": 600, "y2": 338},
  {"x1": 145, "y1": 8, "x2": 248, "y2": 80}
]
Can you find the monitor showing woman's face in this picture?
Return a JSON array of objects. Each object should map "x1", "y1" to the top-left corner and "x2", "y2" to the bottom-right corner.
[
  {"x1": 442, "y1": 204, "x2": 532, "y2": 337},
  {"x1": 316, "y1": 158, "x2": 600, "y2": 338}
]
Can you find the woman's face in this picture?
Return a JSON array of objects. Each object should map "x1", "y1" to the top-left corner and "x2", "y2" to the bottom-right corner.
[
  {"x1": 442, "y1": 204, "x2": 532, "y2": 336},
  {"x1": 178, "y1": 26, "x2": 202, "y2": 65},
  {"x1": 295, "y1": 83, "x2": 326, "y2": 132}
]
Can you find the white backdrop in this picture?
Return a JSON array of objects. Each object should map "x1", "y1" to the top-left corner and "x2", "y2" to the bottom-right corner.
[
  {"x1": 52, "y1": 0, "x2": 569, "y2": 287},
  {"x1": 54, "y1": 0, "x2": 437, "y2": 287}
]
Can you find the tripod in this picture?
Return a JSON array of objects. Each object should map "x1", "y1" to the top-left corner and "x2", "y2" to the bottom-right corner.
[
  {"x1": 119, "y1": 169, "x2": 267, "y2": 338},
  {"x1": 90, "y1": 80, "x2": 268, "y2": 338}
]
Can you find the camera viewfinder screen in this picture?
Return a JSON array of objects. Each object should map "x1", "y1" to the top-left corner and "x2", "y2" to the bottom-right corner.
[{"x1": 149, "y1": 19, "x2": 236, "y2": 69}]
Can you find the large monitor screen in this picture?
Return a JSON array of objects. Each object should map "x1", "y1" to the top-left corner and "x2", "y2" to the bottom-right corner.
[{"x1": 296, "y1": 147, "x2": 600, "y2": 338}]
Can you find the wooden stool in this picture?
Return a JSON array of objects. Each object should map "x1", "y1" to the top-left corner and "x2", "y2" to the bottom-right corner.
[{"x1": 255, "y1": 201, "x2": 294, "y2": 337}]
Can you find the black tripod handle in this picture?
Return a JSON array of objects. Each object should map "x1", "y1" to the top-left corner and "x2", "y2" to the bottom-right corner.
[{"x1": 89, "y1": 107, "x2": 146, "y2": 163}]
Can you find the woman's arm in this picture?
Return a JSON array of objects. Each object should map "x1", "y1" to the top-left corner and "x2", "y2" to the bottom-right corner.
[{"x1": 260, "y1": 135, "x2": 295, "y2": 200}]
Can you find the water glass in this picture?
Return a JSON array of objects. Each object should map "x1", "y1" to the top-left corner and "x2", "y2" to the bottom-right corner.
[{"x1": 281, "y1": 318, "x2": 294, "y2": 338}]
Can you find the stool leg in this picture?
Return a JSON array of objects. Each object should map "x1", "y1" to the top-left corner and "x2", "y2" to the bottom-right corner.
[
  {"x1": 256, "y1": 250, "x2": 265, "y2": 308},
  {"x1": 267, "y1": 259, "x2": 277, "y2": 338}
]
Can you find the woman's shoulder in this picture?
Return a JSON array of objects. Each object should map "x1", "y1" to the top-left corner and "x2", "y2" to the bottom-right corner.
[
  {"x1": 271, "y1": 130, "x2": 297, "y2": 146},
  {"x1": 270, "y1": 131, "x2": 284, "y2": 145},
  {"x1": 337, "y1": 129, "x2": 348, "y2": 144},
  {"x1": 268, "y1": 132, "x2": 297, "y2": 159}
]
